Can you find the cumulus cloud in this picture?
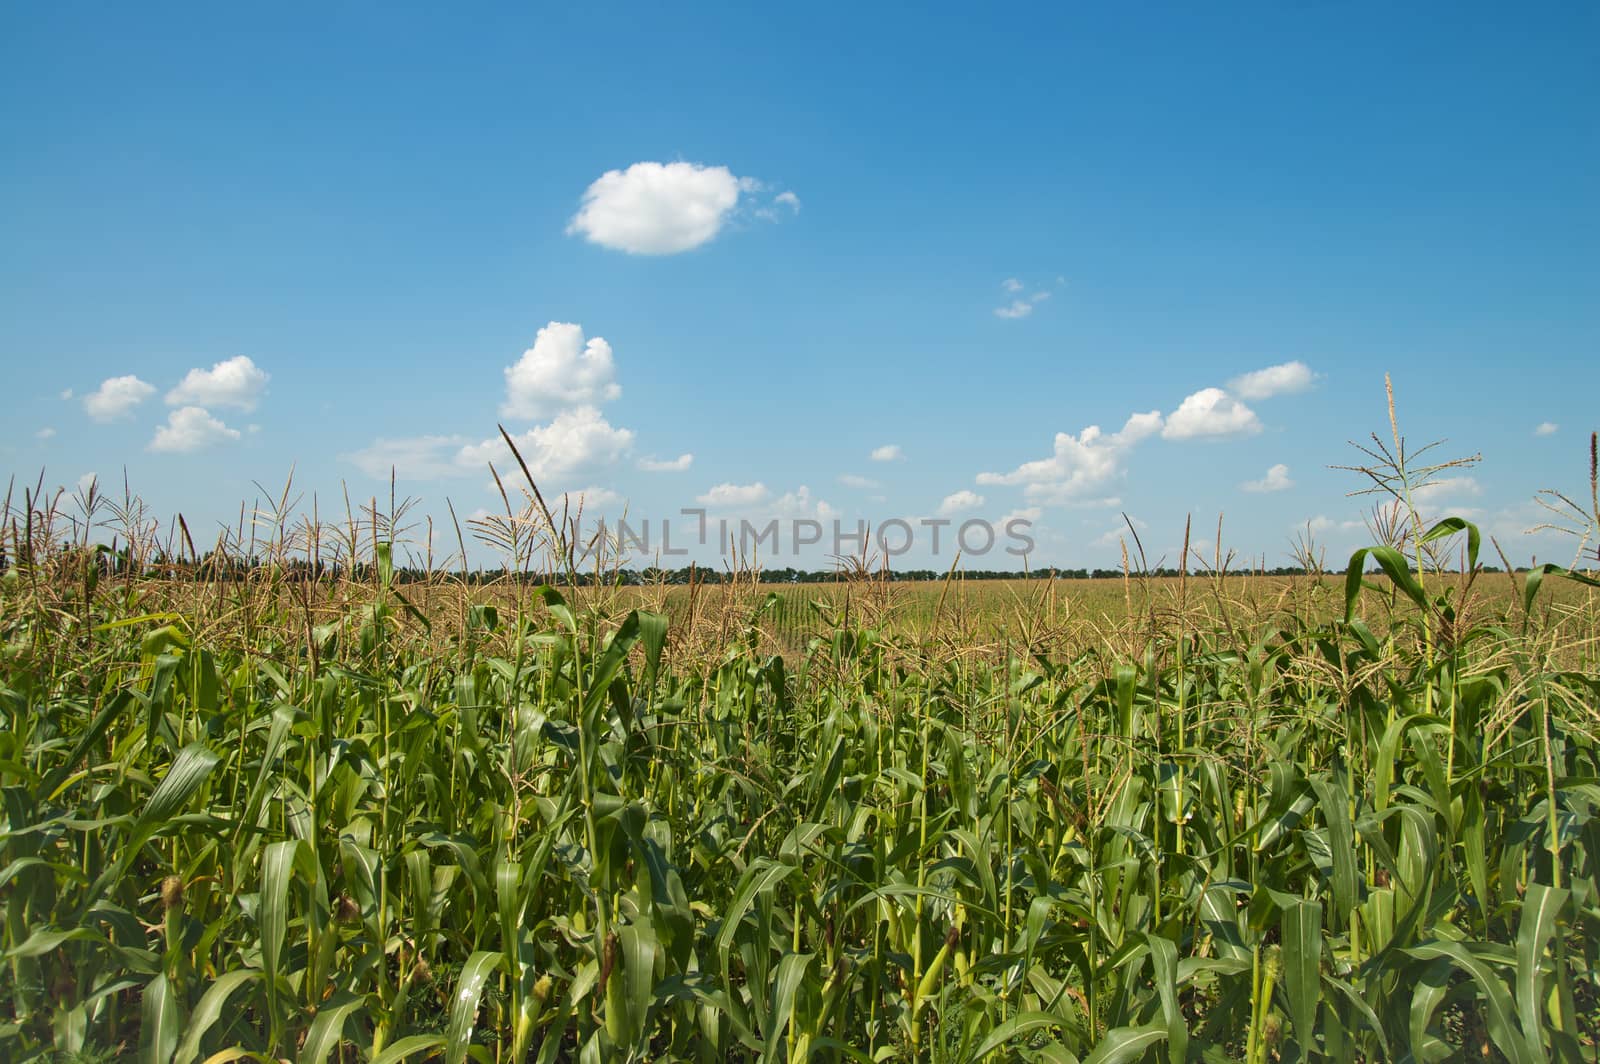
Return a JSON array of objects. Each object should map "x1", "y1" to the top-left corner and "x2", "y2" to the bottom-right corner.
[
  {"x1": 769, "y1": 485, "x2": 836, "y2": 521},
  {"x1": 773, "y1": 191, "x2": 801, "y2": 212},
  {"x1": 346, "y1": 407, "x2": 635, "y2": 484},
  {"x1": 149, "y1": 407, "x2": 241, "y2": 453},
  {"x1": 84, "y1": 375, "x2": 155, "y2": 421},
  {"x1": 697, "y1": 482, "x2": 770, "y2": 507},
  {"x1": 838, "y1": 473, "x2": 879, "y2": 489},
  {"x1": 978, "y1": 410, "x2": 1162, "y2": 505},
  {"x1": 938, "y1": 489, "x2": 985, "y2": 516},
  {"x1": 166, "y1": 355, "x2": 269, "y2": 411},
  {"x1": 460, "y1": 406, "x2": 634, "y2": 478},
  {"x1": 638, "y1": 453, "x2": 693, "y2": 472},
  {"x1": 1535, "y1": 422, "x2": 1559, "y2": 437},
  {"x1": 870, "y1": 444, "x2": 904, "y2": 462},
  {"x1": 503, "y1": 322, "x2": 621, "y2": 419},
  {"x1": 1241, "y1": 463, "x2": 1295, "y2": 493},
  {"x1": 1161, "y1": 388, "x2": 1262, "y2": 440},
  {"x1": 1228, "y1": 360, "x2": 1316, "y2": 400},
  {"x1": 568, "y1": 161, "x2": 769, "y2": 254}
]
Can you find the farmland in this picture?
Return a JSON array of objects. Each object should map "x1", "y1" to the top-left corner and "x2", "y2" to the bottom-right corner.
[{"x1": 3, "y1": 482, "x2": 1600, "y2": 1062}]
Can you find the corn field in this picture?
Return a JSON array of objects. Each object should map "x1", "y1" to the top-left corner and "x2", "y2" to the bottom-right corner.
[{"x1": 3, "y1": 482, "x2": 1600, "y2": 1061}]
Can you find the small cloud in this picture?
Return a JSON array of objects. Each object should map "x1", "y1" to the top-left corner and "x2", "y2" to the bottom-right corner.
[
  {"x1": 558, "y1": 486, "x2": 623, "y2": 510},
  {"x1": 459, "y1": 406, "x2": 634, "y2": 477},
  {"x1": 568, "y1": 161, "x2": 777, "y2": 255},
  {"x1": 343, "y1": 434, "x2": 472, "y2": 481},
  {"x1": 1228, "y1": 361, "x2": 1316, "y2": 400},
  {"x1": 166, "y1": 355, "x2": 269, "y2": 411},
  {"x1": 995, "y1": 278, "x2": 1057, "y2": 318},
  {"x1": 36, "y1": 427, "x2": 56, "y2": 440},
  {"x1": 838, "y1": 473, "x2": 879, "y2": 489},
  {"x1": 638, "y1": 453, "x2": 693, "y2": 472},
  {"x1": 697, "y1": 482, "x2": 770, "y2": 507},
  {"x1": 59, "y1": 388, "x2": 74, "y2": 400},
  {"x1": 773, "y1": 191, "x2": 801, "y2": 212},
  {"x1": 1413, "y1": 476, "x2": 1483, "y2": 501},
  {"x1": 1161, "y1": 388, "x2": 1262, "y2": 440},
  {"x1": 503, "y1": 322, "x2": 621, "y2": 419},
  {"x1": 937, "y1": 489, "x2": 985, "y2": 516},
  {"x1": 84, "y1": 375, "x2": 156, "y2": 421},
  {"x1": 870, "y1": 444, "x2": 904, "y2": 462},
  {"x1": 979, "y1": 410, "x2": 1162, "y2": 505},
  {"x1": 149, "y1": 406, "x2": 241, "y2": 453},
  {"x1": 76, "y1": 472, "x2": 97, "y2": 493},
  {"x1": 1535, "y1": 421, "x2": 1559, "y2": 437},
  {"x1": 1241, "y1": 463, "x2": 1295, "y2": 493},
  {"x1": 1001, "y1": 506, "x2": 1042, "y2": 525}
]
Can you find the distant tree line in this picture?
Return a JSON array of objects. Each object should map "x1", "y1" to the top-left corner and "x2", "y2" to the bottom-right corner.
[{"x1": 1, "y1": 550, "x2": 1522, "y2": 584}]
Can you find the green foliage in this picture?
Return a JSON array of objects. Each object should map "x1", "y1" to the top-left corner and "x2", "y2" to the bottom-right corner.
[{"x1": 1, "y1": 525, "x2": 1598, "y2": 1062}]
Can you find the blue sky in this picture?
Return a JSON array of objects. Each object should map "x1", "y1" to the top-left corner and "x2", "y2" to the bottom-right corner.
[{"x1": 3, "y1": 3, "x2": 1596, "y2": 570}]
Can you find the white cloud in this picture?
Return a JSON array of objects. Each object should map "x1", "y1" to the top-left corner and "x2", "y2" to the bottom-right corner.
[
  {"x1": 346, "y1": 408, "x2": 635, "y2": 483},
  {"x1": 1092, "y1": 514, "x2": 1147, "y2": 549},
  {"x1": 1535, "y1": 421, "x2": 1559, "y2": 437},
  {"x1": 84, "y1": 375, "x2": 155, "y2": 421},
  {"x1": 979, "y1": 410, "x2": 1162, "y2": 505},
  {"x1": 557, "y1": 486, "x2": 623, "y2": 510},
  {"x1": 994, "y1": 279, "x2": 1052, "y2": 318},
  {"x1": 343, "y1": 434, "x2": 473, "y2": 481},
  {"x1": 59, "y1": 388, "x2": 74, "y2": 400},
  {"x1": 1161, "y1": 387, "x2": 1262, "y2": 440},
  {"x1": 149, "y1": 407, "x2": 241, "y2": 453},
  {"x1": 460, "y1": 406, "x2": 634, "y2": 478},
  {"x1": 502, "y1": 322, "x2": 621, "y2": 419},
  {"x1": 770, "y1": 485, "x2": 835, "y2": 521},
  {"x1": 938, "y1": 489, "x2": 985, "y2": 516},
  {"x1": 1412, "y1": 476, "x2": 1483, "y2": 501},
  {"x1": 568, "y1": 161, "x2": 758, "y2": 255},
  {"x1": 773, "y1": 191, "x2": 801, "y2": 212},
  {"x1": 839, "y1": 473, "x2": 879, "y2": 489},
  {"x1": 1228, "y1": 360, "x2": 1316, "y2": 400},
  {"x1": 1241, "y1": 463, "x2": 1295, "y2": 493},
  {"x1": 638, "y1": 453, "x2": 693, "y2": 472},
  {"x1": 698, "y1": 482, "x2": 770, "y2": 507},
  {"x1": 36, "y1": 427, "x2": 55, "y2": 440},
  {"x1": 870, "y1": 444, "x2": 904, "y2": 462},
  {"x1": 77, "y1": 472, "x2": 97, "y2": 493},
  {"x1": 166, "y1": 355, "x2": 269, "y2": 411},
  {"x1": 1301, "y1": 515, "x2": 1367, "y2": 535}
]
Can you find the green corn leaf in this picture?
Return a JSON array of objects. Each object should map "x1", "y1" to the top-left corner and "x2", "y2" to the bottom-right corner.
[
  {"x1": 139, "y1": 972, "x2": 181, "y2": 1064},
  {"x1": 300, "y1": 991, "x2": 364, "y2": 1064},
  {"x1": 1280, "y1": 900, "x2": 1322, "y2": 1047},
  {"x1": 172, "y1": 969, "x2": 260, "y2": 1064},
  {"x1": 445, "y1": 950, "x2": 503, "y2": 1064}
]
